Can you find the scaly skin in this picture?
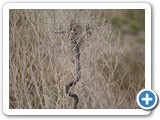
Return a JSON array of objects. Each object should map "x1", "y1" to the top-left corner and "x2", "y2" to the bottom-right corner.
[{"x1": 65, "y1": 43, "x2": 81, "y2": 109}]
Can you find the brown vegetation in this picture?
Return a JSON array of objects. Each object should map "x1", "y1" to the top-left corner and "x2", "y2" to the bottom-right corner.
[{"x1": 9, "y1": 9, "x2": 144, "y2": 109}]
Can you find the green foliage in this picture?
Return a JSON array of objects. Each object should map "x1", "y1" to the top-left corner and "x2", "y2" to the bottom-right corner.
[
  {"x1": 111, "y1": 17, "x2": 128, "y2": 28},
  {"x1": 130, "y1": 21, "x2": 144, "y2": 32},
  {"x1": 137, "y1": 38, "x2": 145, "y2": 44},
  {"x1": 111, "y1": 9, "x2": 145, "y2": 34}
]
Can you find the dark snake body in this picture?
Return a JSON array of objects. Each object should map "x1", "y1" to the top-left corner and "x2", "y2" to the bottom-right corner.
[
  {"x1": 54, "y1": 19, "x2": 91, "y2": 109},
  {"x1": 63, "y1": 19, "x2": 92, "y2": 109},
  {"x1": 65, "y1": 43, "x2": 81, "y2": 109},
  {"x1": 65, "y1": 19, "x2": 82, "y2": 109}
]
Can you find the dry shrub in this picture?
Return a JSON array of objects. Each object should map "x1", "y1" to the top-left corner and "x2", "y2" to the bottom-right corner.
[{"x1": 9, "y1": 9, "x2": 144, "y2": 109}]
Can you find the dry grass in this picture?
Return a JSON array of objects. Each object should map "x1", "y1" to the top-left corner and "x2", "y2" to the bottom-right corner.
[{"x1": 9, "y1": 9, "x2": 144, "y2": 109}]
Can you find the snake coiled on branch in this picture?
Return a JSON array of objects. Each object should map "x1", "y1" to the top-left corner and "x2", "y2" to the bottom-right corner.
[
  {"x1": 65, "y1": 19, "x2": 82, "y2": 109},
  {"x1": 65, "y1": 19, "x2": 92, "y2": 109},
  {"x1": 65, "y1": 43, "x2": 81, "y2": 109}
]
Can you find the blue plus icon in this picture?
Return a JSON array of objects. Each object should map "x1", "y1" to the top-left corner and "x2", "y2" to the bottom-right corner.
[
  {"x1": 137, "y1": 89, "x2": 158, "y2": 110},
  {"x1": 142, "y1": 93, "x2": 153, "y2": 105}
]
